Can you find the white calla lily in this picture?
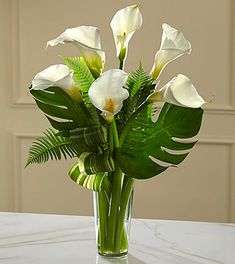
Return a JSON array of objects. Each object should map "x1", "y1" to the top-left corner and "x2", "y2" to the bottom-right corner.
[
  {"x1": 31, "y1": 64, "x2": 81, "y2": 101},
  {"x1": 47, "y1": 26, "x2": 105, "y2": 77},
  {"x1": 151, "y1": 23, "x2": 192, "y2": 80},
  {"x1": 88, "y1": 69, "x2": 129, "y2": 121},
  {"x1": 32, "y1": 64, "x2": 74, "y2": 90},
  {"x1": 110, "y1": 5, "x2": 142, "y2": 66},
  {"x1": 148, "y1": 74, "x2": 205, "y2": 108}
]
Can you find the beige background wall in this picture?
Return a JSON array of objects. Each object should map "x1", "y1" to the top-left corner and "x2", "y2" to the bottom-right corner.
[{"x1": 0, "y1": 0, "x2": 235, "y2": 223}]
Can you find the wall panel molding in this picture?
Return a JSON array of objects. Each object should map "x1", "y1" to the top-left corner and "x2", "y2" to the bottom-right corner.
[
  {"x1": 205, "y1": 106, "x2": 235, "y2": 116},
  {"x1": 230, "y1": 0, "x2": 235, "y2": 109},
  {"x1": 230, "y1": 0, "x2": 235, "y2": 223},
  {"x1": 12, "y1": 132, "x2": 41, "y2": 211},
  {"x1": 10, "y1": 0, "x2": 34, "y2": 107},
  {"x1": 197, "y1": 137, "x2": 235, "y2": 223}
]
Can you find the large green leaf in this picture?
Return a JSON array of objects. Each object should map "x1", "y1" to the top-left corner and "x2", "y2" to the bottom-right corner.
[
  {"x1": 30, "y1": 87, "x2": 98, "y2": 129},
  {"x1": 117, "y1": 103, "x2": 204, "y2": 179}
]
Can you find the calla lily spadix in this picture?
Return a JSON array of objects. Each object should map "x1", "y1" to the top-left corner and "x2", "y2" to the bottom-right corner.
[
  {"x1": 148, "y1": 74, "x2": 205, "y2": 108},
  {"x1": 110, "y1": 5, "x2": 142, "y2": 66},
  {"x1": 47, "y1": 26, "x2": 105, "y2": 78},
  {"x1": 150, "y1": 23, "x2": 191, "y2": 80},
  {"x1": 31, "y1": 64, "x2": 81, "y2": 101},
  {"x1": 88, "y1": 69, "x2": 129, "y2": 121}
]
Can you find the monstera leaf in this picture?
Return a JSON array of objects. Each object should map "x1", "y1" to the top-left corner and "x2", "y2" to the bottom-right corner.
[
  {"x1": 30, "y1": 87, "x2": 99, "y2": 130},
  {"x1": 117, "y1": 103, "x2": 203, "y2": 179}
]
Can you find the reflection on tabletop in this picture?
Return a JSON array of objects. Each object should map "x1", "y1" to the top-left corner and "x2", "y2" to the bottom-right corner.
[{"x1": 96, "y1": 254, "x2": 146, "y2": 264}]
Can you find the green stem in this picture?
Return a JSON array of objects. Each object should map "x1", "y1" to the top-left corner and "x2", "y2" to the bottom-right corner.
[
  {"x1": 109, "y1": 119, "x2": 119, "y2": 148},
  {"x1": 106, "y1": 119, "x2": 123, "y2": 251},
  {"x1": 97, "y1": 190, "x2": 109, "y2": 252},
  {"x1": 109, "y1": 123, "x2": 114, "y2": 152},
  {"x1": 119, "y1": 60, "x2": 124, "y2": 70},
  {"x1": 115, "y1": 177, "x2": 134, "y2": 250},
  {"x1": 118, "y1": 47, "x2": 126, "y2": 70},
  {"x1": 107, "y1": 167, "x2": 123, "y2": 250}
]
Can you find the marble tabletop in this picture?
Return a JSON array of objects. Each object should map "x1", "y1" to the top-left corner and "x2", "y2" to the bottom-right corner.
[{"x1": 0, "y1": 213, "x2": 234, "y2": 264}]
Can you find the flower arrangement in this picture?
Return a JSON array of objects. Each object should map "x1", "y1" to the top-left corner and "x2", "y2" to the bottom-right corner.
[{"x1": 27, "y1": 5, "x2": 205, "y2": 257}]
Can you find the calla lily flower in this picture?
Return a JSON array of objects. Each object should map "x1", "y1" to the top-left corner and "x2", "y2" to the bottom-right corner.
[
  {"x1": 47, "y1": 26, "x2": 105, "y2": 78},
  {"x1": 110, "y1": 5, "x2": 142, "y2": 66},
  {"x1": 150, "y1": 23, "x2": 192, "y2": 80},
  {"x1": 148, "y1": 74, "x2": 205, "y2": 108},
  {"x1": 31, "y1": 64, "x2": 81, "y2": 101},
  {"x1": 88, "y1": 69, "x2": 129, "y2": 121}
]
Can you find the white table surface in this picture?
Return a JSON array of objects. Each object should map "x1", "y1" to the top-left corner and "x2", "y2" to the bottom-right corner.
[{"x1": 0, "y1": 212, "x2": 234, "y2": 264}]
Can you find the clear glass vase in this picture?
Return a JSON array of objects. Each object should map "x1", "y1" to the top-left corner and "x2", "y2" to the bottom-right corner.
[{"x1": 93, "y1": 183, "x2": 134, "y2": 258}]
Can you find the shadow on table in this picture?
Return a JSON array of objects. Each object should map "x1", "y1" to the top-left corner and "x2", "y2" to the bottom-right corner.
[{"x1": 96, "y1": 254, "x2": 146, "y2": 264}]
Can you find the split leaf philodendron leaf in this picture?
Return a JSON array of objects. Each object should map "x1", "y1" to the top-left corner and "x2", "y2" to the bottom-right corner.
[
  {"x1": 30, "y1": 87, "x2": 99, "y2": 129},
  {"x1": 117, "y1": 103, "x2": 203, "y2": 179}
]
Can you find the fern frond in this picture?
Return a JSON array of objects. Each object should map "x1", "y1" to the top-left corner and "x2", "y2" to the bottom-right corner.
[
  {"x1": 126, "y1": 64, "x2": 152, "y2": 99},
  {"x1": 26, "y1": 129, "x2": 78, "y2": 167},
  {"x1": 64, "y1": 57, "x2": 101, "y2": 124},
  {"x1": 117, "y1": 65, "x2": 153, "y2": 131},
  {"x1": 64, "y1": 57, "x2": 95, "y2": 93}
]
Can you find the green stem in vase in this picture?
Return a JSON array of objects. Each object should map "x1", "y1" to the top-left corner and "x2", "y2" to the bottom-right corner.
[
  {"x1": 107, "y1": 119, "x2": 124, "y2": 250},
  {"x1": 107, "y1": 168, "x2": 123, "y2": 250},
  {"x1": 115, "y1": 176, "x2": 134, "y2": 250},
  {"x1": 97, "y1": 190, "x2": 109, "y2": 252}
]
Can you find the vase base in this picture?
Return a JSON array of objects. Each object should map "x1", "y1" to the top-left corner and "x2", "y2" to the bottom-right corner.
[{"x1": 98, "y1": 249, "x2": 128, "y2": 258}]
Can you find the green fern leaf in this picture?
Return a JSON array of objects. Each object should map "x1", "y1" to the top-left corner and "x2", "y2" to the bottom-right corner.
[
  {"x1": 126, "y1": 64, "x2": 152, "y2": 99},
  {"x1": 64, "y1": 57, "x2": 101, "y2": 123},
  {"x1": 64, "y1": 57, "x2": 95, "y2": 93},
  {"x1": 117, "y1": 65, "x2": 154, "y2": 131},
  {"x1": 26, "y1": 129, "x2": 79, "y2": 167}
]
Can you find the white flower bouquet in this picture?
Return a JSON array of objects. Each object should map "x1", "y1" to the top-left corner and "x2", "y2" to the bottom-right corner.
[{"x1": 27, "y1": 5, "x2": 205, "y2": 257}]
